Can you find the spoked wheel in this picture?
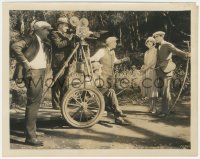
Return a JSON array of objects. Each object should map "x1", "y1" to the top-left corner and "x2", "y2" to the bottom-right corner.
[{"x1": 61, "y1": 87, "x2": 105, "y2": 128}]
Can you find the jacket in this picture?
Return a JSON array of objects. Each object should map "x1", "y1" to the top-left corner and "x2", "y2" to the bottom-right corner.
[
  {"x1": 11, "y1": 34, "x2": 52, "y2": 80},
  {"x1": 157, "y1": 41, "x2": 188, "y2": 77},
  {"x1": 51, "y1": 31, "x2": 73, "y2": 68}
]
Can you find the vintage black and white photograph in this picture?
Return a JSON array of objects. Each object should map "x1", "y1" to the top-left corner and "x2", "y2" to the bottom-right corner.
[{"x1": 2, "y1": 2, "x2": 198, "y2": 157}]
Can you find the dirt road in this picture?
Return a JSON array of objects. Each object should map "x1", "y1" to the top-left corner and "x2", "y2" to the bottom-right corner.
[{"x1": 10, "y1": 97, "x2": 190, "y2": 149}]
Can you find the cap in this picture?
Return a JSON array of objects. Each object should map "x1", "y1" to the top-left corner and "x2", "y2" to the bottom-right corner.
[
  {"x1": 34, "y1": 21, "x2": 53, "y2": 30},
  {"x1": 57, "y1": 17, "x2": 69, "y2": 25},
  {"x1": 145, "y1": 37, "x2": 156, "y2": 45},
  {"x1": 106, "y1": 37, "x2": 118, "y2": 45},
  {"x1": 152, "y1": 31, "x2": 165, "y2": 37}
]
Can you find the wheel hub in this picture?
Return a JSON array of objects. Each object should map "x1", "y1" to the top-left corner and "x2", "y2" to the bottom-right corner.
[{"x1": 81, "y1": 102, "x2": 88, "y2": 110}]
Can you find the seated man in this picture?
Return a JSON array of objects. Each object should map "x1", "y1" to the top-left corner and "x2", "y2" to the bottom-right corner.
[{"x1": 92, "y1": 61, "x2": 127, "y2": 125}]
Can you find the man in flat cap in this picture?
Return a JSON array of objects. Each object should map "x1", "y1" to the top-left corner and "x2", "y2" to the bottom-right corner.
[
  {"x1": 152, "y1": 31, "x2": 190, "y2": 117},
  {"x1": 51, "y1": 17, "x2": 74, "y2": 110},
  {"x1": 12, "y1": 21, "x2": 53, "y2": 146},
  {"x1": 90, "y1": 36, "x2": 129, "y2": 124}
]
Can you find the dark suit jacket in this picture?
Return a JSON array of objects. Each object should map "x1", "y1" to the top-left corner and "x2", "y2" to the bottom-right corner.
[
  {"x1": 51, "y1": 31, "x2": 73, "y2": 68},
  {"x1": 11, "y1": 34, "x2": 52, "y2": 80},
  {"x1": 157, "y1": 41, "x2": 187, "y2": 77}
]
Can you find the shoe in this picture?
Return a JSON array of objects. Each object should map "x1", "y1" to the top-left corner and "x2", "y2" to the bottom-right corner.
[
  {"x1": 170, "y1": 110, "x2": 176, "y2": 114},
  {"x1": 119, "y1": 112, "x2": 127, "y2": 117},
  {"x1": 25, "y1": 138, "x2": 44, "y2": 146},
  {"x1": 115, "y1": 117, "x2": 130, "y2": 125},
  {"x1": 24, "y1": 131, "x2": 45, "y2": 137},
  {"x1": 148, "y1": 107, "x2": 153, "y2": 113},
  {"x1": 53, "y1": 106, "x2": 60, "y2": 110},
  {"x1": 157, "y1": 113, "x2": 167, "y2": 118},
  {"x1": 151, "y1": 110, "x2": 157, "y2": 114},
  {"x1": 36, "y1": 131, "x2": 45, "y2": 136},
  {"x1": 151, "y1": 108, "x2": 157, "y2": 114}
]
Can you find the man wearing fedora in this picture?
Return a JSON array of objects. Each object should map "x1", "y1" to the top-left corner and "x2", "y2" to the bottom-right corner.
[
  {"x1": 12, "y1": 21, "x2": 53, "y2": 146},
  {"x1": 51, "y1": 17, "x2": 74, "y2": 110},
  {"x1": 152, "y1": 31, "x2": 190, "y2": 117},
  {"x1": 90, "y1": 37, "x2": 129, "y2": 125}
]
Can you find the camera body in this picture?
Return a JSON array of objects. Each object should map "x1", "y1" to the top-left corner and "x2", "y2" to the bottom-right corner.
[{"x1": 76, "y1": 26, "x2": 93, "y2": 39}]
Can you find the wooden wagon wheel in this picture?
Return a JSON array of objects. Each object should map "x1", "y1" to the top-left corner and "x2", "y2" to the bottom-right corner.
[{"x1": 61, "y1": 86, "x2": 105, "y2": 128}]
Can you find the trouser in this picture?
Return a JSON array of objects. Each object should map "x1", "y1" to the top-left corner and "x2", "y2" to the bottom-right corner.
[
  {"x1": 24, "y1": 69, "x2": 45, "y2": 140},
  {"x1": 51, "y1": 67, "x2": 68, "y2": 108},
  {"x1": 100, "y1": 88, "x2": 123, "y2": 118},
  {"x1": 158, "y1": 76, "x2": 172, "y2": 114}
]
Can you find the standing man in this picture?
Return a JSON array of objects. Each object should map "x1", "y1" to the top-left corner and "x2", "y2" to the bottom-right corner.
[
  {"x1": 90, "y1": 37, "x2": 129, "y2": 124},
  {"x1": 12, "y1": 21, "x2": 52, "y2": 146},
  {"x1": 152, "y1": 31, "x2": 190, "y2": 117},
  {"x1": 51, "y1": 17, "x2": 74, "y2": 110}
]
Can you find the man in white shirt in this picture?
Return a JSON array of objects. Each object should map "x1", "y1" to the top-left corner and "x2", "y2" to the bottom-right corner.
[
  {"x1": 90, "y1": 37, "x2": 129, "y2": 125},
  {"x1": 12, "y1": 21, "x2": 52, "y2": 146}
]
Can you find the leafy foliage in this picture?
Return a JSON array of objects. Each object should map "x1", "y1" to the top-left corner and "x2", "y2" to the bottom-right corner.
[{"x1": 9, "y1": 10, "x2": 191, "y2": 98}]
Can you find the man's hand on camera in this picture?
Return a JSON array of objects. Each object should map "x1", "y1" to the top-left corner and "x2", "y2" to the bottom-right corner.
[{"x1": 68, "y1": 34, "x2": 74, "y2": 40}]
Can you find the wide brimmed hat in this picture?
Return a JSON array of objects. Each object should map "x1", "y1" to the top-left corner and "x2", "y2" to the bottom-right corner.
[
  {"x1": 152, "y1": 31, "x2": 165, "y2": 38},
  {"x1": 145, "y1": 37, "x2": 156, "y2": 45},
  {"x1": 33, "y1": 21, "x2": 53, "y2": 30},
  {"x1": 57, "y1": 17, "x2": 69, "y2": 25}
]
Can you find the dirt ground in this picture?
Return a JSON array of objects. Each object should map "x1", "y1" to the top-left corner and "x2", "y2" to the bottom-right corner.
[{"x1": 10, "y1": 97, "x2": 190, "y2": 149}]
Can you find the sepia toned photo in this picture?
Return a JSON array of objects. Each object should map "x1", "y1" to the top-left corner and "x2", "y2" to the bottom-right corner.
[{"x1": 2, "y1": 2, "x2": 198, "y2": 157}]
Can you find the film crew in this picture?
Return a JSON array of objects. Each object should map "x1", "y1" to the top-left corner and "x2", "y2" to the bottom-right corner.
[
  {"x1": 51, "y1": 17, "x2": 74, "y2": 110},
  {"x1": 12, "y1": 21, "x2": 53, "y2": 146},
  {"x1": 152, "y1": 31, "x2": 190, "y2": 117},
  {"x1": 90, "y1": 37, "x2": 129, "y2": 125},
  {"x1": 140, "y1": 37, "x2": 158, "y2": 114}
]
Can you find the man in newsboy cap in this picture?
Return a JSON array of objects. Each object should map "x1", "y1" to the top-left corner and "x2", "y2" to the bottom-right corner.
[
  {"x1": 152, "y1": 31, "x2": 190, "y2": 117},
  {"x1": 90, "y1": 36, "x2": 130, "y2": 125},
  {"x1": 51, "y1": 17, "x2": 74, "y2": 110},
  {"x1": 12, "y1": 21, "x2": 53, "y2": 146}
]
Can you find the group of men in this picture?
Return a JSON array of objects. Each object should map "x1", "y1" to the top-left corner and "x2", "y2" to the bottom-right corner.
[{"x1": 11, "y1": 17, "x2": 190, "y2": 146}]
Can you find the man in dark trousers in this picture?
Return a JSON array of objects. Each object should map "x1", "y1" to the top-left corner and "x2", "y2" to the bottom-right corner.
[
  {"x1": 12, "y1": 21, "x2": 52, "y2": 146},
  {"x1": 51, "y1": 17, "x2": 74, "y2": 110},
  {"x1": 152, "y1": 31, "x2": 190, "y2": 117}
]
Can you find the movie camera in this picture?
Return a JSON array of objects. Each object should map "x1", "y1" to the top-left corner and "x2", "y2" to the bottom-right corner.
[{"x1": 69, "y1": 16, "x2": 106, "y2": 40}]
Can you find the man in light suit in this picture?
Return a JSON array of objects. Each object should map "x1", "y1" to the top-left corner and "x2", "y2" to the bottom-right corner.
[
  {"x1": 12, "y1": 21, "x2": 52, "y2": 146},
  {"x1": 153, "y1": 31, "x2": 190, "y2": 117}
]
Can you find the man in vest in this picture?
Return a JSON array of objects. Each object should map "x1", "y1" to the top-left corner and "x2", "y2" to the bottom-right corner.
[
  {"x1": 90, "y1": 37, "x2": 129, "y2": 124},
  {"x1": 51, "y1": 17, "x2": 74, "y2": 110},
  {"x1": 12, "y1": 21, "x2": 52, "y2": 146},
  {"x1": 152, "y1": 31, "x2": 190, "y2": 117}
]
